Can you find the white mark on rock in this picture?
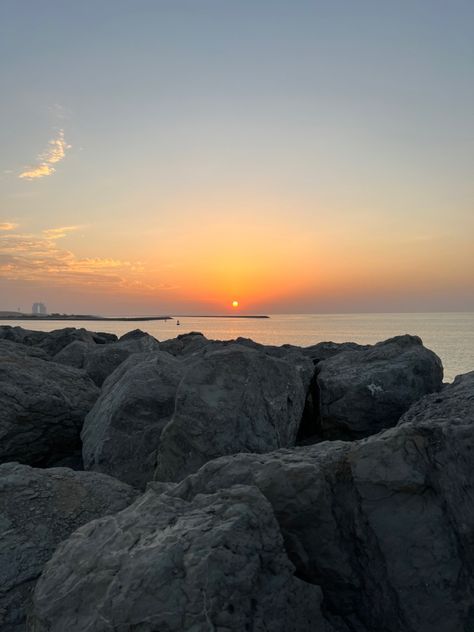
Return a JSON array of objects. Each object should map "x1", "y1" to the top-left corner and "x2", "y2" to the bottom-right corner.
[{"x1": 367, "y1": 383, "x2": 383, "y2": 396}]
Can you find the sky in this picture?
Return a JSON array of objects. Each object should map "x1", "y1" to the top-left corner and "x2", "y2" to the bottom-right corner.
[{"x1": 1, "y1": 0, "x2": 473, "y2": 315}]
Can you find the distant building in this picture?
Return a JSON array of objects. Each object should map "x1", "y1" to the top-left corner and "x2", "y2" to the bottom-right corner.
[{"x1": 32, "y1": 302, "x2": 47, "y2": 315}]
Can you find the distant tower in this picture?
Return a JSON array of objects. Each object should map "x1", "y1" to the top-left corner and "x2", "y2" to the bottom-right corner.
[{"x1": 32, "y1": 302, "x2": 47, "y2": 315}]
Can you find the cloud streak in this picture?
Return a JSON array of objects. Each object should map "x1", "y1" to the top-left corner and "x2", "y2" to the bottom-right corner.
[
  {"x1": 0, "y1": 225, "x2": 175, "y2": 294},
  {"x1": 42, "y1": 225, "x2": 84, "y2": 240},
  {"x1": 19, "y1": 130, "x2": 71, "y2": 180},
  {"x1": 0, "y1": 222, "x2": 18, "y2": 231}
]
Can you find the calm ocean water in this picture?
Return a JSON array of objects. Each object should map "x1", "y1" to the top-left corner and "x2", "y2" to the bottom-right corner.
[{"x1": 3, "y1": 313, "x2": 473, "y2": 383}]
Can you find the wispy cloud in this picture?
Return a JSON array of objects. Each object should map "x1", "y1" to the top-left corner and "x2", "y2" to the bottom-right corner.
[
  {"x1": 19, "y1": 130, "x2": 71, "y2": 180},
  {"x1": 0, "y1": 225, "x2": 173, "y2": 294},
  {"x1": 0, "y1": 222, "x2": 18, "y2": 231},
  {"x1": 42, "y1": 225, "x2": 83, "y2": 240}
]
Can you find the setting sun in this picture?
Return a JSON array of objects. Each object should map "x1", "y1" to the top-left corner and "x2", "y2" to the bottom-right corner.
[{"x1": 232, "y1": 300, "x2": 239, "y2": 308}]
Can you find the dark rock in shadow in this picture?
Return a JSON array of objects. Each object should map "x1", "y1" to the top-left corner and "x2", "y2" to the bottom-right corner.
[
  {"x1": 0, "y1": 354, "x2": 99, "y2": 467},
  {"x1": 29, "y1": 485, "x2": 334, "y2": 632},
  {"x1": 0, "y1": 463, "x2": 138, "y2": 632}
]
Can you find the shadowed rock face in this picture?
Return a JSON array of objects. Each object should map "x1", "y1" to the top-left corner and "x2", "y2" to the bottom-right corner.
[
  {"x1": 28, "y1": 485, "x2": 334, "y2": 632},
  {"x1": 0, "y1": 355, "x2": 99, "y2": 467},
  {"x1": 54, "y1": 333, "x2": 160, "y2": 386},
  {"x1": 0, "y1": 340, "x2": 51, "y2": 361},
  {"x1": 0, "y1": 326, "x2": 47, "y2": 347},
  {"x1": 0, "y1": 326, "x2": 117, "y2": 356},
  {"x1": 1, "y1": 327, "x2": 466, "y2": 631},
  {"x1": 158, "y1": 331, "x2": 210, "y2": 356},
  {"x1": 155, "y1": 343, "x2": 314, "y2": 482},
  {"x1": 82, "y1": 340, "x2": 314, "y2": 488},
  {"x1": 82, "y1": 351, "x2": 183, "y2": 488},
  {"x1": 171, "y1": 371, "x2": 474, "y2": 632},
  {"x1": 398, "y1": 369, "x2": 474, "y2": 426},
  {"x1": 302, "y1": 340, "x2": 370, "y2": 364},
  {"x1": 0, "y1": 463, "x2": 138, "y2": 632},
  {"x1": 315, "y1": 334, "x2": 443, "y2": 440}
]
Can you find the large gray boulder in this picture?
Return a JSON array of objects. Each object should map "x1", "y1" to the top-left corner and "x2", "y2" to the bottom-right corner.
[
  {"x1": 49, "y1": 340, "x2": 89, "y2": 369},
  {"x1": 0, "y1": 463, "x2": 138, "y2": 632},
  {"x1": 398, "y1": 369, "x2": 474, "y2": 426},
  {"x1": 0, "y1": 325, "x2": 117, "y2": 356},
  {"x1": 155, "y1": 343, "x2": 314, "y2": 482},
  {"x1": 173, "y1": 370, "x2": 474, "y2": 632},
  {"x1": 158, "y1": 331, "x2": 211, "y2": 356},
  {"x1": 0, "y1": 355, "x2": 99, "y2": 466},
  {"x1": 302, "y1": 340, "x2": 369, "y2": 364},
  {"x1": 0, "y1": 340, "x2": 50, "y2": 361},
  {"x1": 0, "y1": 326, "x2": 117, "y2": 356},
  {"x1": 0, "y1": 326, "x2": 46, "y2": 347},
  {"x1": 54, "y1": 333, "x2": 160, "y2": 386},
  {"x1": 29, "y1": 485, "x2": 333, "y2": 632},
  {"x1": 35, "y1": 327, "x2": 117, "y2": 356},
  {"x1": 82, "y1": 351, "x2": 183, "y2": 488},
  {"x1": 315, "y1": 334, "x2": 443, "y2": 439}
]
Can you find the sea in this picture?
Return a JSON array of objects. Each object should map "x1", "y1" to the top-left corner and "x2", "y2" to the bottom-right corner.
[{"x1": 3, "y1": 312, "x2": 473, "y2": 383}]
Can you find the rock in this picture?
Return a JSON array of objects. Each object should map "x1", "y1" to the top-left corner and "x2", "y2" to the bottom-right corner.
[
  {"x1": 0, "y1": 340, "x2": 50, "y2": 361},
  {"x1": 158, "y1": 331, "x2": 210, "y2": 356},
  {"x1": 315, "y1": 334, "x2": 443, "y2": 439},
  {"x1": 118, "y1": 328, "x2": 151, "y2": 341},
  {"x1": 0, "y1": 326, "x2": 117, "y2": 357},
  {"x1": 0, "y1": 462, "x2": 138, "y2": 632},
  {"x1": 83, "y1": 339, "x2": 314, "y2": 488},
  {"x1": 172, "y1": 446, "x2": 352, "y2": 602},
  {"x1": 173, "y1": 371, "x2": 474, "y2": 632},
  {"x1": 0, "y1": 326, "x2": 45, "y2": 346},
  {"x1": 50, "y1": 340, "x2": 89, "y2": 369},
  {"x1": 82, "y1": 351, "x2": 183, "y2": 488},
  {"x1": 48, "y1": 451, "x2": 84, "y2": 470},
  {"x1": 145, "y1": 480, "x2": 178, "y2": 495},
  {"x1": 0, "y1": 355, "x2": 99, "y2": 466},
  {"x1": 398, "y1": 369, "x2": 474, "y2": 426},
  {"x1": 92, "y1": 331, "x2": 118, "y2": 344},
  {"x1": 54, "y1": 333, "x2": 160, "y2": 386},
  {"x1": 302, "y1": 341, "x2": 369, "y2": 364},
  {"x1": 35, "y1": 327, "x2": 117, "y2": 356},
  {"x1": 29, "y1": 485, "x2": 333, "y2": 632},
  {"x1": 155, "y1": 343, "x2": 314, "y2": 482}
]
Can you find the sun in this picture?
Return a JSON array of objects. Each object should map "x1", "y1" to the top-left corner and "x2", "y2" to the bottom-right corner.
[{"x1": 232, "y1": 300, "x2": 239, "y2": 308}]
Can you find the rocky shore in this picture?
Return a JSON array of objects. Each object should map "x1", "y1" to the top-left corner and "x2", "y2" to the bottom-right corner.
[{"x1": 0, "y1": 324, "x2": 472, "y2": 631}]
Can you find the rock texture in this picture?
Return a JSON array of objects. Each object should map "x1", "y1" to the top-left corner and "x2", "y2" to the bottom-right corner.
[
  {"x1": 82, "y1": 351, "x2": 183, "y2": 488},
  {"x1": 34, "y1": 327, "x2": 117, "y2": 356},
  {"x1": 54, "y1": 332, "x2": 160, "y2": 385},
  {"x1": 1, "y1": 326, "x2": 468, "y2": 632},
  {"x1": 315, "y1": 334, "x2": 443, "y2": 439},
  {"x1": 155, "y1": 343, "x2": 314, "y2": 482},
  {"x1": 302, "y1": 340, "x2": 369, "y2": 364},
  {"x1": 0, "y1": 463, "x2": 138, "y2": 632},
  {"x1": 0, "y1": 340, "x2": 50, "y2": 361},
  {"x1": 158, "y1": 331, "x2": 211, "y2": 356},
  {"x1": 0, "y1": 354, "x2": 99, "y2": 466},
  {"x1": 398, "y1": 369, "x2": 474, "y2": 426},
  {"x1": 29, "y1": 485, "x2": 332, "y2": 632},
  {"x1": 0, "y1": 326, "x2": 117, "y2": 357},
  {"x1": 0, "y1": 326, "x2": 46, "y2": 346},
  {"x1": 173, "y1": 371, "x2": 474, "y2": 632}
]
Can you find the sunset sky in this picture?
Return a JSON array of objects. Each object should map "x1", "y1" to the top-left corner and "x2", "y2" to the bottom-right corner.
[{"x1": 1, "y1": 1, "x2": 473, "y2": 314}]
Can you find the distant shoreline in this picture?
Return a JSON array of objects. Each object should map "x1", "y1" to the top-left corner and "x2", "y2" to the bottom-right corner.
[
  {"x1": 0, "y1": 315, "x2": 172, "y2": 322},
  {"x1": 171, "y1": 315, "x2": 270, "y2": 319},
  {"x1": 0, "y1": 314, "x2": 270, "y2": 321}
]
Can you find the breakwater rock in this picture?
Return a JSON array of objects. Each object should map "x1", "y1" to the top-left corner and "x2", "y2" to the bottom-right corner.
[
  {"x1": 0, "y1": 463, "x2": 138, "y2": 631},
  {"x1": 1, "y1": 325, "x2": 471, "y2": 631}
]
